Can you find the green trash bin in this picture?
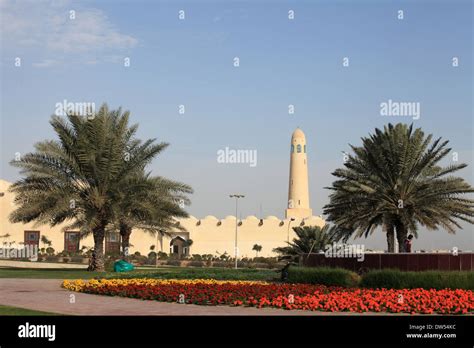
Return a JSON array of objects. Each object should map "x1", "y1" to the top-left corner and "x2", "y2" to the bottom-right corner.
[{"x1": 113, "y1": 259, "x2": 134, "y2": 272}]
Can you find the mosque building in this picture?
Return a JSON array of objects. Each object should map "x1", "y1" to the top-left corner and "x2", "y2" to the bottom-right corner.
[{"x1": 0, "y1": 129, "x2": 325, "y2": 258}]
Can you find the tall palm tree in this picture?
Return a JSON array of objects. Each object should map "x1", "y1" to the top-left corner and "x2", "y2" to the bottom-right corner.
[
  {"x1": 323, "y1": 123, "x2": 474, "y2": 252},
  {"x1": 9, "y1": 105, "x2": 168, "y2": 270},
  {"x1": 273, "y1": 224, "x2": 342, "y2": 261},
  {"x1": 111, "y1": 172, "x2": 193, "y2": 259}
]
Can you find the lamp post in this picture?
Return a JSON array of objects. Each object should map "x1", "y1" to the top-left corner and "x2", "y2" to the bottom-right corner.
[
  {"x1": 229, "y1": 194, "x2": 245, "y2": 269},
  {"x1": 287, "y1": 217, "x2": 295, "y2": 244}
]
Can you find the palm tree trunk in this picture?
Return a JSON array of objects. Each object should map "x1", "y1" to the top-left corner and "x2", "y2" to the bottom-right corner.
[
  {"x1": 384, "y1": 223, "x2": 395, "y2": 252},
  {"x1": 395, "y1": 221, "x2": 407, "y2": 253},
  {"x1": 119, "y1": 222, "x2": 132, "y2": 260},
  {"x1": 90, "y1": 225, "x2": 106, "y2": 271}
]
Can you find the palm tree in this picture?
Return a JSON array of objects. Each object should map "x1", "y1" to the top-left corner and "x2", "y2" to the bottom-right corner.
[
  {"x1": 273, "y1": 225, "x2": 342, "y2": 261},
  {"x1": 102, "y1": 170, "x2": 192, "y2": 260},
  {"x1": 323, "y1": 123, "x2": 474, "y2": 252},
  {"x1": 252, "y1": 244, "x2": 262, "y2": 257},
  {"x1": 40, "y1": 235, "x2": 52, "y2": 247},
  {"x1": 9, "y1": 105, "x2": 168, "y2": 271}
]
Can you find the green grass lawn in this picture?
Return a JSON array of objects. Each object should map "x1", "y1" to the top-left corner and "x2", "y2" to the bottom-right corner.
[
  {"x1": 0, "y1": 266, "x2": 279, "y2": 281},
  {"x1": 0, "y1": 305, "x2": 62, "y2": 316},
  {"x1": 0, "y1": 267, "x2": 107, "y2": 279}
]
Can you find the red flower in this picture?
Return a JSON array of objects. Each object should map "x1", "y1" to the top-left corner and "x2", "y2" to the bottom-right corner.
[{"x1": 67, "y1": 279, "x2": 474, "y2": 315}]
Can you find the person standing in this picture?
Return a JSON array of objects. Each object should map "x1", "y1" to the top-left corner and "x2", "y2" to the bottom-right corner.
[{"x1": 404, "y1": 235, "x2": 414, "y2": 253}]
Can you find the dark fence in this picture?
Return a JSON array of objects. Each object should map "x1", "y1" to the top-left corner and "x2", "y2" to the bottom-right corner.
[{"x1": 301, "y1": 253, "x2": 474, "y2": 272}]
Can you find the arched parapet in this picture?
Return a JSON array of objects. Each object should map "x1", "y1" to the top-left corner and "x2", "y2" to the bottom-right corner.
[
  {"x1": 305, "y1": 215, "x2": 326, "y2": 227},
  {"x1": 265, "y1": 215, "x2": 279, "y2": 221}
]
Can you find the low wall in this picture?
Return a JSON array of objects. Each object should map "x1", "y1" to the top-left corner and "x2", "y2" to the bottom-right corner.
[{"x1": 301, "y1": 253, "x2": 474, "y2": 272}]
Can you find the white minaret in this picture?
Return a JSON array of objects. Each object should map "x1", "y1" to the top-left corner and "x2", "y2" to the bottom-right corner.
[{"x1": 285, "y1": 128, "x2": 312, "y2": 219}]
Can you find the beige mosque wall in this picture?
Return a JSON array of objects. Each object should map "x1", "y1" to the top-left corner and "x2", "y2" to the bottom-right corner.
[
  {"x1": 0, "y1": 179, "x2": 96, "y2": 252},
  {"x1": 0, "y1": 180, "x2": 325, "y2": 258},
  {"x1": 0, "y1": 177, "x2": 324, "y2": 258},
  {"x1": 155, "y1": 215, "x2": 325, "y2": 258},
  {"x1": 0, "y1": 128, "x2": 325, "y2": 259}
]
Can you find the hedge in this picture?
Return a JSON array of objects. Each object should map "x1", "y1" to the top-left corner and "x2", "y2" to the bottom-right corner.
[
  {"x1": 360, "y1": 269, "x2": 474, "y2": 290},
  {"x1": 287, "y1": 267, "x2": 360, "y2": 287},
  {"x1": 287, "y1": 267, "x2": 474, "y2": 290}
]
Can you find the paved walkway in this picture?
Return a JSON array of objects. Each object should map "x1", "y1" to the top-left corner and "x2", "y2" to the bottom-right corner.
[
  {"x1": 0, "y1": 279, "x2": 392, "y2": 316},
  {"x1": 0, "y1": 279, "x2": 302, "y2": 315}
]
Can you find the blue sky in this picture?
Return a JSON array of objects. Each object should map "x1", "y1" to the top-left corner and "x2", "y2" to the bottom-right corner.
[{"x1": 1, "y1": 0, "x2": 472, "y2": 250}]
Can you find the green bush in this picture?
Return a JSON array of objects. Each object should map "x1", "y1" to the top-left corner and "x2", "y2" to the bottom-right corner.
[
  {"x1": 104, "y1": 258, "x2": 116, "y2": 272},
  {"x1": 212, "y1": 261, "x2": 231, "y2": 268},
  {"x1": 130, "y1": 254, "x2": 148, "y2": 265},
  {"x1": 45, "y1": 247, "x2": 55, "y2": 255},
  {"x1": 166, "y1": 259, "x2": 181, "y2": 266},
  {"x1": 287, "y1": 267, "x2": 360, "y2": 287},
  {"x1": 188, "y1": 260, "x2": 204, "y2": 267},
  {"x1": 360, "y1": 269, "x2": 474, "y2": 290},
  {"x1": 156, "y1": 251, "x2": 168, "y2": 260},
  {"x1": 250, "y1": 262, "x2": 269, "y2": 269}
]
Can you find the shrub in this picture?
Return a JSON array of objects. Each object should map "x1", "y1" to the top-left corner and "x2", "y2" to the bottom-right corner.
[
  {"x1": 252, "y1": 262, "x2": 271, "y2": 269},
  {"x1": 104, "y1": 258, "x2": 116, "y2": 272},
  {"x1": 147, "y1": 252, "x2": 157, "y2": 265},
  {"x1": 201, "y1": 254, "x2": 214, "y2": 261},
  {"x1": 188, "y1": 260, "x2": 204, "y2": 267},
  {"x1": 360, "y1": 269, "x2": 474, "y2": 290},
  {"x1": 157, "y1": 251, "x2": 168, "y2": 260},
  {"x1": 166, "y1": 259, "x2": 181, "y2": 266},
  {"x1": 46, "y1": 247, "x2": 55, "y2": 255},
  {"x1": 219, "y1": 253, "x2": 230, "y2": 261},
  {"x1": 287, "y1": 267, "x2": 360, "y2": 287},
  {"x1": 212, "y1": 261, "x2": 231, "y2": 268}
]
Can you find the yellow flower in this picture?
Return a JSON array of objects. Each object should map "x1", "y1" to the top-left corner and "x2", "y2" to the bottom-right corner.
[{"x1": 62, "y1": 278, "x2": 270, "y2": 292}]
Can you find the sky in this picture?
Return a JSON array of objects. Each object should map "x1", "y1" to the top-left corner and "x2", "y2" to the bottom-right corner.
[{"x1": 1, "y1": 0, "x2": 472, "y2": 250}]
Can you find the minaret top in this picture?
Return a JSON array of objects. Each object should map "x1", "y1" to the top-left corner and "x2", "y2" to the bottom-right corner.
[{"x1": 291, "y1": 128, "x2": 306, "y2": 140}]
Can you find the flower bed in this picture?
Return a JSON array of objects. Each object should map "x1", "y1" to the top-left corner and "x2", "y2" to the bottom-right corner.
[{"x1": 62, "y1": 279, "x2": 474, "y2": 314}]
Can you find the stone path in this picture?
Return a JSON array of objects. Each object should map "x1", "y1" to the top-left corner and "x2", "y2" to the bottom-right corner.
[{"x1": 0, "y1": 279, "x2": 394, "y2": 316}]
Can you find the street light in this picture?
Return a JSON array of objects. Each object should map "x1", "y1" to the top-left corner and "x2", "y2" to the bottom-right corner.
[
  {"x1": 229, "y1": 194, "x2": 245, "y2": 269},
  {"x1": 287, "y1": 217, "x2": 295, "y2": 244}
]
